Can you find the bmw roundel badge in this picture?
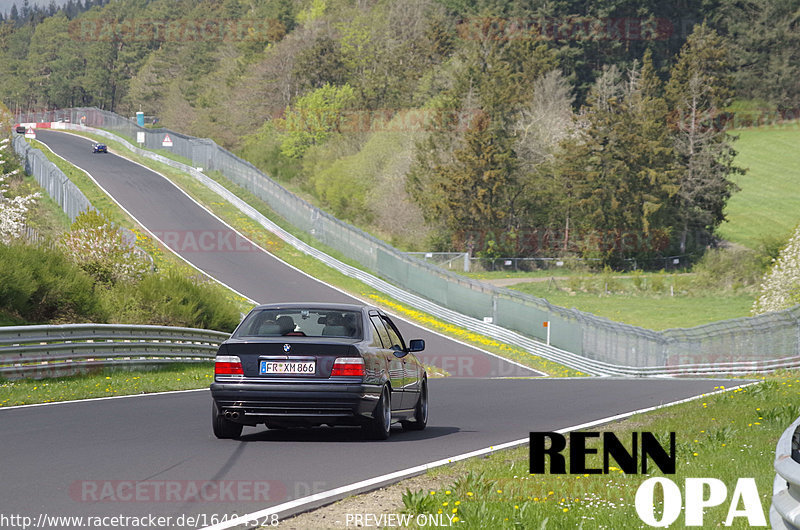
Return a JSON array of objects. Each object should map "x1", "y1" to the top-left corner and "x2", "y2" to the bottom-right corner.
[{"x1": 283, "y1": 344, "x2": 291, "y2": 352}]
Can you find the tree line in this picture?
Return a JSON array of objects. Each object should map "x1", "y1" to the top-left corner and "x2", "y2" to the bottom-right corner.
[{"x1": 1, "y1": 0, "x2": 795, "y2": 265}]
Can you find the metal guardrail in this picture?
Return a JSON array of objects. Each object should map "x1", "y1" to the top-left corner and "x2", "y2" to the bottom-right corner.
[
  {"x1": 16, "y1": 109, "x2": 800, "y2": 377},
  {"x1": 772, "y1": 416, "x2": 800, "y2": 529},
  {"x1": 0, "y1": 324, "x2": 229, "y2": 379}
]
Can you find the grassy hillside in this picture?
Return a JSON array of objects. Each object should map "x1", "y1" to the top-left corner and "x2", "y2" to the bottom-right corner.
[
  {"x1": 510, "y1": 283, "x2": 754, "y2": 330},
  {"x1": 718, "y1": 123, "x2": 800, "y2": 249}
]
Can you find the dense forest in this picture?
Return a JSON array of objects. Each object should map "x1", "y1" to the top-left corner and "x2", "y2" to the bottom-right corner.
[{"x1": 1, "y1": 0, "x2": 797, "y2": 265}]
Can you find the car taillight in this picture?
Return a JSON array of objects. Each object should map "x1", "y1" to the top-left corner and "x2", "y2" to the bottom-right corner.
[
  {"x1": 215, "y1": 355, "x2": 244, "y2": 376},
  {"x1": 330, "y1": 357, "x2": 365, "y2": 377}
]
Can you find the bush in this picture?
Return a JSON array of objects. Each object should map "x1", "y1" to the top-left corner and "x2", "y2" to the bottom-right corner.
[
  {"x1": 0, "y1": 241, "x2": 241, "y2": 330},
  {"x1": 58, "y1": 210, "x2": 151, "y2": 285},
  {"x1": 753, "y1": 224, "x2": 800, "y2": 314},
  {"x1": 237, "y1": 121, "x2": 303, "y2": 183},
  {"x1": 0, "y1": 242, "x2": 106, "y2": 323},
  {"x1": 104, "y1": 269, "x2": 242, "y2": 332},
  {"x1": 692, "y1": 247, "x2": 763, "y2": 292}
]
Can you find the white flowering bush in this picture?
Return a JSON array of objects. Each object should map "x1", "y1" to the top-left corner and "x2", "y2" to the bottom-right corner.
[
  {"x1": 0, "y1": 138, "x2": 39, "y2": 243},
  {"x1": 752, "y1": 225, "x2": 800, "y2": 314},
  {"x1": 58, "y1": 210, "x2": 151, "y2": 285}
]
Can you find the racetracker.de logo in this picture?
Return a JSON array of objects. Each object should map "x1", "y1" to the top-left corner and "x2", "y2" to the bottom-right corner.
[
  {"x1": 69, "y1": 480, "x2": 286, "y2": 503},
  {"x1": 150, "y1": 230, "x2": 261, "y2": 253},
  {"x1": 68, "y1": 18, "x2": 284, "y2": 42},
  {"x1": 416, "y1": 352, "x2": 533, "y2": 378},
  {"x1": 456, "y1": 16, "x2": 674, "y2": 42}
]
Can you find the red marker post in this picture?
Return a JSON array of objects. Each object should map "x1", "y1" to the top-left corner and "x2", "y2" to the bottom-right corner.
[{"x1": 543, "y1": 321, "x2": 550, "y2": 346}]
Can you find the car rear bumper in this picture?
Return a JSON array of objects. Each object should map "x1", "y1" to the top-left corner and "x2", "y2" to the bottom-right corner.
[{"x1": 210, "y1": 381, "x2": 382, "y2": 426}]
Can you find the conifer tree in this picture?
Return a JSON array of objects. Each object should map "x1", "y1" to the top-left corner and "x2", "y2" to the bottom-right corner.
[
  {"x1": 666, "y1": 23, "x2": 742, "y2": 253},
  {"x1": 421, "y1": 112, "x2": 519, "y2": 248}
]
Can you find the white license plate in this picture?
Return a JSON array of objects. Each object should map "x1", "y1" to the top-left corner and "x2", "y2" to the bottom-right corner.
[{"x1": 260, "y1": 361, "x2": 316, "y2": 375}]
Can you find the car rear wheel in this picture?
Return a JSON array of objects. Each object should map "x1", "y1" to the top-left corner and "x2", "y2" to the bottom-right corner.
[
  {"x1": 364, "y1": 385, "x2": 391, "y2": 440},
  {"x1": 402, "y1": 378, "x2": 428, "y2": 431},
  {"x1": 212, "y1": 401, "x2": 243, "y2": 439}
]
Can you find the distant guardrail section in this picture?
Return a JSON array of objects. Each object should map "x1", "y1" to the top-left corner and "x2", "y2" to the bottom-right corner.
[
  {"x1": 14, "y1": 108, "x2": 800, "y2": 377},
  {"x1": 0, "y1": 323, "x2": 228, "y2": 379}
]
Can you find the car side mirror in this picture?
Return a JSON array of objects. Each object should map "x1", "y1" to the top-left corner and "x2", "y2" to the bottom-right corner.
[{"x1": 408, "y1": 339, "x2": 425, "y2": 353}]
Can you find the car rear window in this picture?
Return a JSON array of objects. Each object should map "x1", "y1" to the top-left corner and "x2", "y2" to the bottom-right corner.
[{"x1": 233, "y1": 309, "x2": 363, "y2": 339}]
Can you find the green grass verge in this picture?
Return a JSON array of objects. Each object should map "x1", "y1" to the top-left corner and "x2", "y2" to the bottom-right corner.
[
  {"x1": 464, "y1": 269, "x2": 601, "y2": 281},
  {"x1": 719, "y1": 123, "x2": 800, "y2": 249},
  {"x1": 28, "y1": 130, "x2": 584, "y2": 377},
  {"x1": 396, "y1": 372, "x2": 796, "y2": 529},
  {"x1": 0, "y1": 364, "x2": 213, "y2": 406},
  {"x1": 508, "y1": 281, "x2": 755, "y2": 330}
]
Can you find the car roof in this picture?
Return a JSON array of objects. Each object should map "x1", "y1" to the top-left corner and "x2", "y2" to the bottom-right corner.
[{"x1": 250, "y1": 302, "x2": 374, "y2": 313}]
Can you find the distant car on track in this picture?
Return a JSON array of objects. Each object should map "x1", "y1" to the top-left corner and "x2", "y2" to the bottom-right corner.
[
  {"x1": 210, "y1": 303, "x2": 428, "y2": 440},
  {"x1": 92, "y1": 143, "x2": 107, "y2": 153}
]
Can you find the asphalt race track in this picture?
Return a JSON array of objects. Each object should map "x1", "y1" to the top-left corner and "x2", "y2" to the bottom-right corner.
[{"x1": 0, "y1": 130, "x2": 743, "y2": 528}]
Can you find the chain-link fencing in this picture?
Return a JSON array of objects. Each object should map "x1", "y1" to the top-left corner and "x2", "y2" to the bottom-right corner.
[
  {"x1": 16, "y1": 108, "x2": 800, "y2": 374},
  {"x1": 12, "y1": 133, "x2": 93, "y2": 221}
]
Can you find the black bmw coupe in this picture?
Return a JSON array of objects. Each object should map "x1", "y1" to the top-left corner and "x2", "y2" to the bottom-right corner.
[{"x1": 210, "y1": 303, "x2": 427, "y2": 440}]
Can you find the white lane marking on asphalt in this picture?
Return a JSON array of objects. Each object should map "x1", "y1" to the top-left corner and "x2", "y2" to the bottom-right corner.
[
  {"x1": 200, "y1": 380, "x2": 760, "y2": 530},
  {"x1": 41, "y1": 131, "x2": 540, "y2": 376},
  {"x1": 0, "y1": 388, "x2": 208, "y2": 411}
]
